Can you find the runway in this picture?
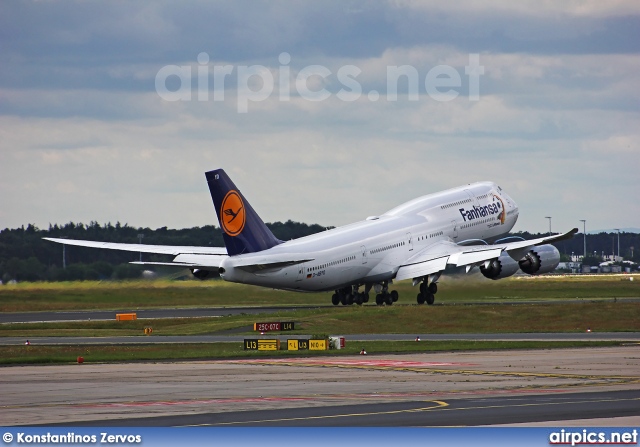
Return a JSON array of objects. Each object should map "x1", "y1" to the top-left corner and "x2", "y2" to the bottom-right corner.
[
  {"x1": 56, "y1": 390, "x2": 640, "y2": 427},
  {"x1": 2, "y1": 332, "x2": 640, "y2": 345},
  {"x1": 0, "y1": 306, "x2": 324, "y2": 324},
  {"x1": 2, "y1": 346, "x2": 639, "y2": 427},
  {"x1": 3, "y1": 298, "x2": 637, "y2": 324}
]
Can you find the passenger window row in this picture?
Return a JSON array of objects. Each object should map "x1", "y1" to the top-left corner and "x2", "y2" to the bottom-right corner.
[{"x1": 308, "y1": 255, "x2": 356, "y2": 272}]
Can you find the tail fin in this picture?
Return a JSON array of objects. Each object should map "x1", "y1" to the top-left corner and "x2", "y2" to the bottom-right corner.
[{"x1": 206, "y1": 169, "x2": 282, "y2": 256}]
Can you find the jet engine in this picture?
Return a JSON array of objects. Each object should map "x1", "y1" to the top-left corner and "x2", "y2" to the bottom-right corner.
[
  {"x1": 191, "y1": 268, "x2": 215, "y2": 280},
  {"x1": 517, "y1": 244, "x2": 560, "y2": 275},
  {"x1": 480, "y1": 253, "x2": 520, "y2": 280}
]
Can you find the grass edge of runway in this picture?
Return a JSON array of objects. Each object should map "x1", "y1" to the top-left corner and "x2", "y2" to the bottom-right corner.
[
  {"x1": 1, "y1": 275, "x2": 639, "y2": 312},
  {"x1": 0, "y1": 340, "x2": 622, "y2": 365},
  {"x1": 2, "y1": 301, "x2": 639, "y2": 337}
]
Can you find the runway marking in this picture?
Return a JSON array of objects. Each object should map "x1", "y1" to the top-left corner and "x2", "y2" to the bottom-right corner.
[
  {"x1": 85, "y1": 389, "x2": 562, "y2": 409},
  {"x1": 185, "y1": 400, "x2": 450, "y2": 426},
  {"x1": 227, "y1": 358, "x2": 640, "y2": 385},
  {"x1": 187, "y1": 396, "x2": 640, "y2": 427},
  {"x1": 228, "y1": 358, "x2": 477, "y2": 367},
  {"x1": 0, "y1": 389, "x2": 572, "y2": 411},
  {"x1": 424, "y1": 396, "x2": 640, "y2": 419}
]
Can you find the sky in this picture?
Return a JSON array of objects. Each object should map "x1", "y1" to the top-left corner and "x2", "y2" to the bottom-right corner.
[{"x1": 1, "y1": 1, "x2": 639, "y2": 234}]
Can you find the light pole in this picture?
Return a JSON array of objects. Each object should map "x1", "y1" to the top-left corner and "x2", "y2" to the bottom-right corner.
[
  {"x1": 614, "y1": 229, "x2": 620, "y2": 260},
  {"x1": 545, "y1": 216, "x2": 552, "y2": 236},
  {"x1": 579, "y1": 220, "x2": 586, "y2": 260}
]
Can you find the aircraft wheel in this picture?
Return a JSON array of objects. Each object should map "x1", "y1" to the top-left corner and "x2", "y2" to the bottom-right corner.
[
  {"x1": 420, "y1": 283, "x2": 426, "y2": 294},
  {"x1": 331, "y1": 294, "x2": 339, "y2": 306},
  {"x1": 340, "y1": 294, "x2": 347, "y2": 305},
  {"x1": 417, "y1": 293, "x2": 425, "y2": 304},
  {"x1": 390, "y1": 290, "x2": 399, "y2": 302},
  {"x1": 385, "y1": 293, "x2": 393, "y2": 305},
  {"x1": 428, "y1": 282, "x2": 438, "y2": 294},
  {"x1": 347, "y1": 294, "x2": 354, "y2": 305},
  {"x1": 363, "y1": 293, "x2": 370, "y2": 303},
  {"x1": 355, "y1": 293, "x2": 363, "y2": 305},
  {"x1": 426, "y1": 292, "x2": 435, "y2": 305},
  {"x1": 375, "y1": 294, "x2": 383, "y2": 305}
]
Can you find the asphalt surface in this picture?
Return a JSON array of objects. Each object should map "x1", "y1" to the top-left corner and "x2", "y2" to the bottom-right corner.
[
  {"x1": 51, "y1": 389, "x2": 640, "y2": 427},
  {"x1": 3, "y1": 296, "x2": 639, "y2": 428},
  {"x1": 2, "y1": 332, "x2": 640, "y2": 345},
  {"x1": 3, "y1": 347, "x2": 639, "y2": 427}
]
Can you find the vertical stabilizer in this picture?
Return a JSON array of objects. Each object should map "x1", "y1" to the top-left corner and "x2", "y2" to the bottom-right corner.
[{"x1": 206, "y1": 169, "x2": 282, "y2": 256}]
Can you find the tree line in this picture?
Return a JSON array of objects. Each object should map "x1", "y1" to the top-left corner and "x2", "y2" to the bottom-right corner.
[
  {"x1": 0, "y1": 221, "x2": 331, "y2": 283},
  {"x1": 0, "y1": 221, "x2": 638, "y2": 283}
]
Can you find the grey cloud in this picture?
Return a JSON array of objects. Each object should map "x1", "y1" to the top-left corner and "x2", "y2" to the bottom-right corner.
[
  {"x1": 2, "y1": 1, "x2": 638, "y2": 92},
  {"x1": 0, "y1": 1, "x2": 638, "y2": 234}
]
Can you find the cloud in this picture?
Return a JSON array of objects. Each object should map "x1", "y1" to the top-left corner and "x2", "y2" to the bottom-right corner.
[
  {"x1": 0, "y1": 1, "x2": 638, "y2": 234},
  {"x1": 2, "y1": 2, "x2": 638, "y2": 87}
]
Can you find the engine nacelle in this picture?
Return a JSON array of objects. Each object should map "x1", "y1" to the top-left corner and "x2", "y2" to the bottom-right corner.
[
  {"x1": 517, "y1": 244, "x2": 560, "y2": 275},
  {"x1": 191, "y1": 268, "x2": 215, "y2": 280},
  {"x1": 480, "y1": 253, "x2": 520, "y2": 280}
]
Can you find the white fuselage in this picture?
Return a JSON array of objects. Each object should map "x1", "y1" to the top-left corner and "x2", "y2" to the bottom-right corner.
[{"x1": 219, "y1": 181, "x2": 519, "y2": 291}]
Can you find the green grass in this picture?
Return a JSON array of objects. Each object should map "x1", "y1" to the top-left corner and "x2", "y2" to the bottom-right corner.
[
  {"x1": 1, "y1": 276, "x2": 638, "y2": 365},
  {"x1": 0, "y1": 280, "x2": 325, "y2": 311},
  {"x1": 2, "y1": 302, "x2": 638, "y2": 337},
  {"x1": 0, "y1": 274, "x2": 639, "y2": 312},
  {"x1": 0, "y1": 341, "x2": 621, "y2": 365}
]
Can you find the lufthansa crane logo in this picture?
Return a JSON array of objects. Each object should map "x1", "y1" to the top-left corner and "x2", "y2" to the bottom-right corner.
[
  {"x1": 220, "y1": 190, "x2": 246, "y2": 236},
  {"x1": 492, "y1": 194, "x2": 506, "y2": 224}
]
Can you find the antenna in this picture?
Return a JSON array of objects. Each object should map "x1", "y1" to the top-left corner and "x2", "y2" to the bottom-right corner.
[
  {"x1": 545, "y1": 216, "x2": 552, "y2": 236},
  {"x1": 137, "y1": 234, "x2": 145, "y2": 262}
]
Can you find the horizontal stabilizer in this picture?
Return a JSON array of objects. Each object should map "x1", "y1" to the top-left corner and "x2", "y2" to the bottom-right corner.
[
  {"x1": 130, "y1": 261, "x2": 198, "y2": 268},
  {"x1": 231, "y1": 255, "x2": 314, "y2": 273}
]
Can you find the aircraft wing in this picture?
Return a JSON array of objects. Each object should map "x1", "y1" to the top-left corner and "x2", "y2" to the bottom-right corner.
[
  {"x1": 43, "y1": 237, "x2": 227, "y2": 256},
  {"x1": 43, "y1": 238, "x2": 311, "y2": 272},
  {"x1": 395, "y1": 228, "x2": 578, "y2": 281},
  {"x1": 43, "y1": 237, "x2": 228, "y2": 270}
]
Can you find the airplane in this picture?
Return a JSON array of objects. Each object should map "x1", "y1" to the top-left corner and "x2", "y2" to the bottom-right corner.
[{"x1": 45, "y1": 168, "x2": 577, "y2": 306}]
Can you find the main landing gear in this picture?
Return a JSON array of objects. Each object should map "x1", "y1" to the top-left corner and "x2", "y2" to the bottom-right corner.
[
  {"x1": 417, "y1": 279, "x2": 437, "y2": 305},
  {"x1": 331, "y1": 283, "x2": 399, "y2": 306},
  {"x1": 374, "y1": 281, "x2": 398, "y2": 306},
  {"x1": 331, "y1": 286, "x2": 370, "y2": 306}
]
